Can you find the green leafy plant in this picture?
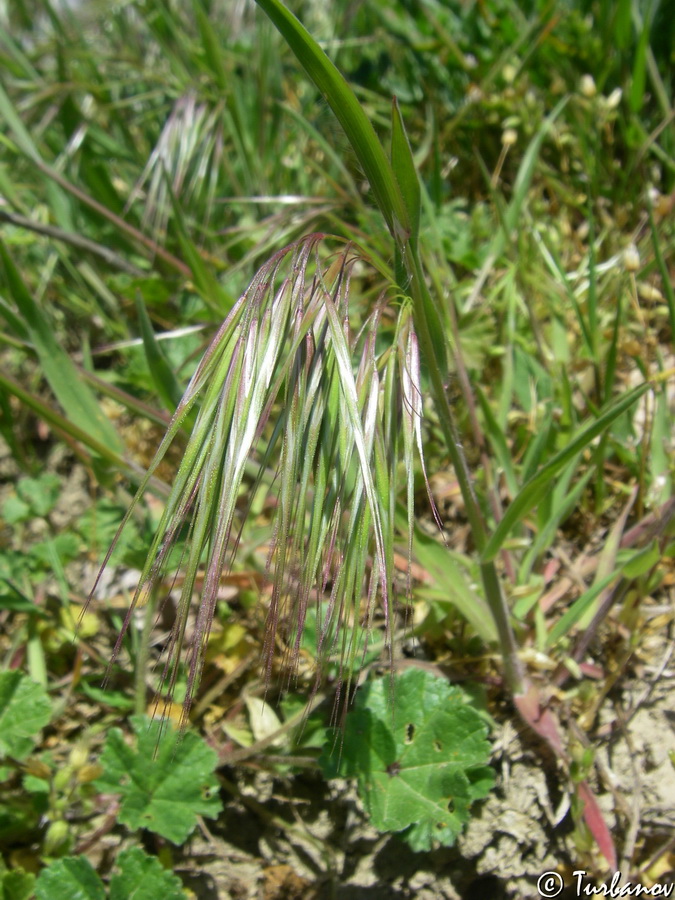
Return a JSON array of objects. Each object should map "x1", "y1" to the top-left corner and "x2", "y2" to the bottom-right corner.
[
  {"x1": 0, "y1": 671, "x2": 51, "y2": 764},
  {"x1": 320, "y1": 668, "x2": 494, "y2": 851},
  {"x1": 1, "y1": 475, "x2": 81, "y2": 590},
  {"x1": 34, "y1": 847, "x2": 186, "y2": 900},
  {"x1": 0, "y1": 857, "x2": 35, "y2": 900},
  {"x1": 94, "y1": 716, "x2": 222, "y2": 844}
]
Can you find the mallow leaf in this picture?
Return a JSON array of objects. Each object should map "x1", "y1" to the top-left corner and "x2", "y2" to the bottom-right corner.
[
  {"x1": 0, "y1": 865, "x2": 35, "y2": 900},
  {"x1": 34, "y1": 857, "x2": 105, "y2": 900},
  {"x1": 109, "y1": 847, "x2": 186, "y2": 900},
  {"x1": 0, "y1": 671, "x2": 52, "y2": 760},
  {"x1": 320, "y1": 667, "x2": 494, "y2": 850},
  {"x1": 95, "y1": 716, "x2": 222, "y2": 844}
]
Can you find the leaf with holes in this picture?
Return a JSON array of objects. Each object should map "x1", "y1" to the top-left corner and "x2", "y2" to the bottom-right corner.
[
  {"x1": 94, "y1": 716, "x2": 221, "y2": 844},
  {"x1": 320, "y1": 668, "x2": 494, "y2": 850}
]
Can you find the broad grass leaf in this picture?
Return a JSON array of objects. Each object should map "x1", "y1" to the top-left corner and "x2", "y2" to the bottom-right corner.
[
  {"x1": 0, "y1": 671, "x2": 51, "y2": 761},
  {"x1": 34, "y1": 857, "x2": 105, "y2": 900},
  {"x1": 0, "y1": 370, "x2": 136, "y2": 478},
  {"x1": 402, "y1": 515, "x2": 497, "y2": 643},
  {"x1": 109, "y1": 847, "x2": 186, "y2": 900},
  {"x1": 94, "y1": 716, "x2": 221, "y2": 844},
  {"x1": 544, "y1": 543, "x2": 655, "y2": 647},
  {"x1": 320, "y1": 668, "x2": 493, "y2": 850}
]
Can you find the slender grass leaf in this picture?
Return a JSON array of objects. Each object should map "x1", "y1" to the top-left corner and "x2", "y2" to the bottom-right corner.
[
  {"x1": 648, "y1": 203, "x2": 675, "y2": 338},
  {"x1": 475, "y1": 386, "x2": 518, "y2": 499},
  {"x1": 519, "y1": 463, "x2": 592, "y2": 583},
  {"x1": 165, "y1": 178, "x2": 233, "y2": 313},
  {"x1": 254, "y1": 0, "x2": 410, "y2": 241},
  {"x1": 0, "y1": 241, "x2": 122, "y2": 454},
  {"x1": 546, "y1": 569, "x2": 620, "y2": 647},
  {"x1": 191, "y1": 0, "x2": 227, "y2": 90},
  {"x1": 391, "y1": 98, "x2": 420, "y2": 251},
  {"x1": 629, "y1": 15, "x2": 650, "y2": 113},
  {"x1": 406, "y1": 517, "x2": 497, "y2": 643},
  {"x1": 135, "y1": 294, "x2": 184, "y2": 413},
  {"x1": 481, "y1": 382, "x2": 651, "y2": 563},
  {"x1": 0, "y1": 370, "x2": 154, "y2": 488},
  {"x1": 0, "y1": 80, "x2": 40, "y2": 163},
  {"x1": 504, "y1": 97, "x2": 569, "y2": 237},
  {"x1": 619, "y1": 540, "x2": 660, "y2": 579}
]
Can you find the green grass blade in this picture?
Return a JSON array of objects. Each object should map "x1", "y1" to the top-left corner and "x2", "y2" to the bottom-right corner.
[
  {"x1": 0, "y1": 370, "x2": 153, "y2": 486},
  {"x1": 0, "y1": 79, "x2": 40, "y2": 162},
  {"x1": 0, "y1": 239, "x2": 122, "y2": 454},
  {"x1": 629, "y1": 12, "x2": 650, "y2": 114},
  {"x1": 391, "y1": 98, "x2": 420, "y2": 251},
  {"x1": 134, "y1": 294, "x2": 184, "y2": 413},
  {"x1": 481, "y1": 382, "x2": 651, "y2": 563},
  {"x1": 475, "y1": 385, "x2": 519, "y2": 499},
  {"x1": 399, "y1": 510, "x2": 497, "y2": 643},
  {"x1": 165, "y1": 178, "x2": 234, "y2": 313},
  {"x1": 254, "y1": 0, "x2": 409, "y2": 241},
  {"x1": 545, "y1": 569, "x2": 620, "y2": 648},
  {"x1": 505, "y1": 95, "x2": 569, "y2": 237}
]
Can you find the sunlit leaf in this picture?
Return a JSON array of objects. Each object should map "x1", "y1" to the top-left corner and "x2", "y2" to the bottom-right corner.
[
  {"x1": 0, "y1": 672, "x2": 52, "y2": 761},
  {"x1": 94, "y1": 716, "x2": 221, "y2": 845},
  {"x1": 320, "y1": 668, "x2": 494, "y2": 851}
]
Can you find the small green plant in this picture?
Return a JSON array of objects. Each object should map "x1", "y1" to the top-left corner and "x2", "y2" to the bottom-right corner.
[
  {"x1": 0, "y1": 671, "x2": 218, "y2": 890},
  {"x1": 320, "y1": 668, "x2": 494, "y2": 851},
  {"x1": 1, "y1": 474, "x2": 80, "y2": 589},
  {"x1": 0, "y1": 856, "x2": 35, "y2": 900},
  {"x1": 0, "y1": 671, "x2": 51, "y2": 772},
  {"x1": 34, "y1": 847, "x2": 186, "y2": 900},
  {"x1": 94, "y1": 716, "x2": 222, "y2": 844}
]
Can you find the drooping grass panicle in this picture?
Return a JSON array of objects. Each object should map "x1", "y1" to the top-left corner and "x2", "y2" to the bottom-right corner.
[
  {"x1": 126, "y1": 91, "x2": 225, "y2": 241},
  {"x1": 91, "y1": 234, "x2": 437, "y2": 725}
]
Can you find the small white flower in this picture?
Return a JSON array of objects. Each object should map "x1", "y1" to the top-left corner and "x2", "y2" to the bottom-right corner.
[
  {"x1": 637, "y1": 282, "x2": 663, "y2": 302},
  {"x1": 648, "y1": 187, "x2": 661, "y2": 206},
  {"x1": 576, "y1": 221, "x2": 590, "y2": 241},
  {"x1": 501, "y1": 128, "x2": 518, "y2": 147},
  {"x1": 623, "y1": 244, "x2": 640, "y2": 272},
  {"x1": 605, "y1": 87, "x2": 622, "y2": 109},
  {"x1": 580, "y1": 74, "x2": 597, "y2": 98}
]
